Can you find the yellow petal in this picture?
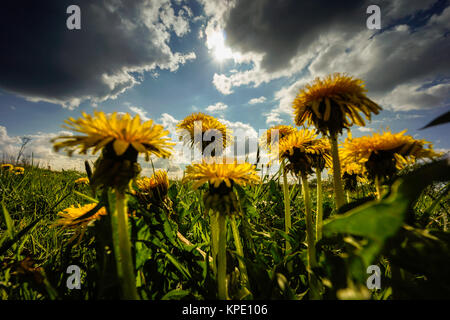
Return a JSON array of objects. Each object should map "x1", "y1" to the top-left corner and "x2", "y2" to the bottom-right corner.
[{"x1": 131, "y1": 142, "x2": 147, "y2": 153}]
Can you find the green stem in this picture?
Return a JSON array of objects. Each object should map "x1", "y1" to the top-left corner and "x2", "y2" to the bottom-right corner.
[
  {"x1": 329, "y1": 134, "x2": 346, "y2": 209},
  {"x1": 230, "y1": 216, "x2": 249, "y2": 290},
  {"x1": 281, "y1": 160, "x2": 292, "y2": 253},
  {"x1": 443, "y1": 210, "x2": 448, "y2": 232},
  {"x1": 217, "y1": 214, "x2": 227, "y2": 300},
  {"x1": 300, "y1": 171, "x2": 320, "y2": 300},
  {"x1": 300, "y1": 172, "x2": 317, "y2": 267},
  {"x1": 375, "y1": 176, "x2": 382, "y2": 200},
  {"x1": 111, "y1": 191, "x2": 139, "y2": 300},
  {"x1": 315, "y1": 168, "x2": 323, "y2": 242},
  {"x1": 210, "y1": 211, "x2": 220, "y2": 275}
]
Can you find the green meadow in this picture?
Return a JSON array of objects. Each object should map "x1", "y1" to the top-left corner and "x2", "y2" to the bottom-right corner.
[{"x1": 1, "y1": 159, "x2": 448, "y2": 300}]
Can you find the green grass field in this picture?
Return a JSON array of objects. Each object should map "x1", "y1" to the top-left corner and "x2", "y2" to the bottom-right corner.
[{"x1": 1, "y1": 159, "x2": 449, "y2": 300}]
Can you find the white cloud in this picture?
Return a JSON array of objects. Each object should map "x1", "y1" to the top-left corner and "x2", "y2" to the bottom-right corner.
[
  {"x1": 0, "y1": 125, "x2": 94, "y2": 171},
  {"x1": 159, "y1": 112, "x2": 179, "y2": 130},
  {"x1": 273, "y1": 77, "x2": 311, "y2": 115},
  {"x1": 212, "y1": 74, "x2": 234, "y2": 95},
  {"x1": 160, "y1": 2, "x2": 191, "y2": 37},
  {"x1": 378, "y1": 82, "x2": 450, "y2": 111},
  {"x1": 218, "y1": 118, "x2": 257, "y2": 139},
  {"x1": 129, "y1": 106, "x2": 150, "y2": 121},
  {"x1": 211, "y1": 53, "x2": 303, "y2": 94},
  {"x1": 248, "y1": 96, "x2": 266, "y2": 105},
  {"x1": 0, "y1": 126, "x2": 21, "y2": 157},
  {"x1": 264, "y1": 111, "x2": 283, "y2": 125},
  {"x1": 206, "y1": 102, "x2": 228, "y2": 113},
  {"x1": 357, "y1": 127, "x2": 373, "y2": 132}
]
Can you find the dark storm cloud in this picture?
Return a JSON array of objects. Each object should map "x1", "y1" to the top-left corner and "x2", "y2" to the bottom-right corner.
[
  {"x1": 212, "y1": 0, "x2": 449, "y2": 111},
  {"x1": 224, "y1": 0, "x2": 367, "y2": 72},
  {"x1": 0, "y1": 0, "x2": 194, "y2": 108},
  {"x1": 223, "y1": 0, "x2": 444, "y2": 74}
]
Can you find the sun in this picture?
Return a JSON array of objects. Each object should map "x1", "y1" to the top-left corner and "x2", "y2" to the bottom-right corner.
[{"x1": 208, "y1": 30, "x2": 233, "y2": 62}]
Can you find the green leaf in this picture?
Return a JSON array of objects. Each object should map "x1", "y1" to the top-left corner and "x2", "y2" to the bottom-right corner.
[
  {"x1": 73, "y1": 190, "x2": 99, "y2": 203},
  {"x1": 323, "y1": 159, "x2": 450, "y2": 267},
  {"x1": 421, "y1": 111, "x2": 450, "y2": 129},
  {"x1": 161, "y1": 289, "x2": 191, "y2": 300},
  {"x1": 161, "y1": 212, "x2": 177, "y2": 247},
  {"x1": 165, "y1": 251, "x2": 192, "y2": 279},
  {"x1": 1, "y1": 200, "x2": 15, "y2": 239}
]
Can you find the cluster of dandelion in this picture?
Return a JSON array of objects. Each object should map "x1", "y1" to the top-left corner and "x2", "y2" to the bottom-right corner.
[
  {"x1": 1, "y1": 164, "x2": 25, "y2": 175},
  {"x1": 260, "y1": 72, "x2": 442, "y2": 299},
  {"x1": 47, "y1": 73, "x2": 443, "y2": 301},
  {"x1": 340, "y1": 130, "x2": 440, "y2": 199}
]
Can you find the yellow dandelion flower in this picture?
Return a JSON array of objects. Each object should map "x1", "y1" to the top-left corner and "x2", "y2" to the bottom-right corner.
[
  {"x1": 183, "y1": 159, "x2": 259, "y2": 216},
  {"x1": 13, "y1": 167, "x2": 25, "y2": 175},
  {"x1": 337, "y1": 155, "x2": 368, "y2": 177},
  {"x1": 53, "y1": 203, "x2": 107, "y2": 244},
  {"x1": 136, "y1": 170, "x2": 170, "y2": 205},
  {"x1": 177, "y1": 112, "x2": 233, "y2": 152},
  {"x1": 136, "y1": 170, "x2": 169, "y2": 192},
  {"x1": 183, "y1": 159, "x2": 260, "y2": 189},
  {"x1": 341, "y1": 162, "x2": 365, "y2": 176},
  {"x1": 293, "y1": 73, "x2": 382, "y2": 136},
  {"x1": 341, "y1": 130, "x2": 440, "y2": 180},
  {"x1": 1, "y1": 164, "x2": 14, "y2": 171},
  {"x1": 278, "y1": 129, "x2": 331, "y2": 174},
  {"x1": 52, "y1": 111, "x2": 173, "y2": 160},
  {"x1": 339, "y1": 161, "x2": 368, "y2": 191},
  {"x1": 260, "y1": 125, "x2": 297, "y2": 150},
  {"x1": 74, "y1": 177, "x2": 89, "y2": 185},
  {"x1": 278, "y1": 129, "x2": 318, "y2": 157},
  {"x1": 52, "y1": 111, "x2": 174, "y2": 191}
]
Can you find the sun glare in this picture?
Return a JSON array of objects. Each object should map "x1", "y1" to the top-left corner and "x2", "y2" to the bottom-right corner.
[{"x1": 209, "y1": 31, "x2": 233, "y2": 62}]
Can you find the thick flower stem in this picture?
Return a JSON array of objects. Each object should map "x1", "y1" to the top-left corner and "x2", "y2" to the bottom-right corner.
[
  {"x1": 281, "y1": 160, "x2": 291, "y2": 253},
  {"x1": 315, "y1": 168, "x2": 323, "y2": 242},
  {"x1": 210, "y1": 211, "x2": 220, "y2": 275},
  {"x1": 217, "y1": 214, "x2": 228, "y2": 300},
  {"x1": 300, "y1": 171, "x2": 320, "y2": 300},
  {"x1": 329, "y1": 134, "x2": 346, "y2": 209},
  {"x1": 443, "y1": 211, "x2": 448, "y2": 232},
  {"x1": 375, "y1": 176, "x2": 382, "y2": 200},
  {"x1": 111, "y1": 191, "x2": 139, "y2": 300},
  {"x1": 230, "y1": 216, "x2": 249, "y2": 290}
]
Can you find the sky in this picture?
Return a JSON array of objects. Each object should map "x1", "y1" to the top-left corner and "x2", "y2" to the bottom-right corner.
[{"x1": 0, "y1": 0, "x2": 449, "y2": 178}]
